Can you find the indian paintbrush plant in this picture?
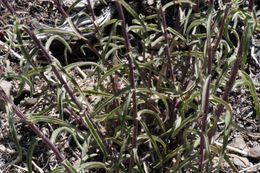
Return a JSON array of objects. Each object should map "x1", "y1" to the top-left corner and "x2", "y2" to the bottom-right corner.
[{"x1": 0, "y1": 0, "x2": 259, "y2": 172}]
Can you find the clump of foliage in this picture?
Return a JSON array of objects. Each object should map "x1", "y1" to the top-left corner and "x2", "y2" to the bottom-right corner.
[{"x1": 0, "y1": 0, "x2": 259, "y2": 172}]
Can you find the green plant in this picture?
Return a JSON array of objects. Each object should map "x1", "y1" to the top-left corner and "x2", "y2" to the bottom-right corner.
[{"x1": 0, "y1": 0, "x2": 258, "y2": 172}]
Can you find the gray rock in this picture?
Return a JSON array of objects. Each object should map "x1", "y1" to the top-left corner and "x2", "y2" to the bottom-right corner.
[{"x1": 248, "y1": 145, "x2": 260, "y2": 159}]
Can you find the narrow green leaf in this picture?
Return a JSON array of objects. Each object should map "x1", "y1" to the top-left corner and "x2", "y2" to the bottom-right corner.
[
  {"x1": 133, "y1": 148, "x2": 145, "y2": 173},
  {"x1": 8, "y1": 110, "x2": 22, "y2": 162},
  {"x1": 201, "y1": 76, "x2": 211, "y2": 114},
  {"x1": 238, "y1": 70, "x2": 260, "y2": 119},
  {"x1": 51, "y1": 166, "x2": 65, "y2": 173},
  {"x1": 139, "y1": 120, "x2": 163, "y2": 164},
  {"x1": 81, "y1": 115, "x2": 108, "y2": 156},
  {"x1": 50, "y1": 127, "x2": 84, "y2": 151},
  {"x1": 66, "y1": 17, "x2": 87, "y2": 40},
  {"x1": 98, "y1": 63, "x2": 127, "y2": 86},
  {"x1": 167, "y1": 27, "x2": 186, "y2": 41},
  {"x1": 136, "y1": 88, "x2": 169, "y2": 120},
  {"x1": 210, "y1": 95, "x2": 233, "y2": 170},
  {"x1": 62, "y1": 159, "x2": 77, "y2": 173},
  {"x1": 154, "y1": 146, "x2": 184, "y2": 169},
  {"x1": 93, "y1": 85, "x2": 131, "y2": 115},
  {"x1": 45, "y1": 35, "x2": 72, "y2": 53},
  {"x1": 57, "y1": 87, "x2": 65, "y2": 120},
  {"x1": 27, "y1": 137, "x2": 40, "y2": 173},
  {"x1": 77, "y1": 162, "x2": 107, "y2": 171},
  {"x1": 116, "y1": 0, "x2": 147, "y2": 35},
  {"x1": 64, "y1": 61, "x2": 104, "y2": 72},
  {"x1": 138, "y1": 109, "x2": 165, "y2": 132}
]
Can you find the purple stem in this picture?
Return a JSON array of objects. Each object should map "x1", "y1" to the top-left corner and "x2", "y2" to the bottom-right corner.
[
  {"x1": 208, "y1": 0, "x2": 254, "y2": 139},
  {"x1": 114, "y1": 2, "x2": 138, "y2": 173},
  {"x1": 159, "y1": 3, "x2": 174, "y2": 82},
  {"x1": 0, "y1": 88, "x2": 71, "y2": 172},
  {"x1": 0, "y1": 0, "x2": 111, "y2": 158}
]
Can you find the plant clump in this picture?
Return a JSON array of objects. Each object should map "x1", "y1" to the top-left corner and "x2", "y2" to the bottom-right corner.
[{"x1": 0, "y1": 0, "x2": 259, "y2": 172}]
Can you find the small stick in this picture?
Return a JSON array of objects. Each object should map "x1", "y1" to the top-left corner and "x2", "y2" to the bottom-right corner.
[
  {"x1": 239, "y1": 162, "x2": 260, "y2": 173},
  {"x1": 214, "y1": 141, "x2": 248, "y2": 156}
]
